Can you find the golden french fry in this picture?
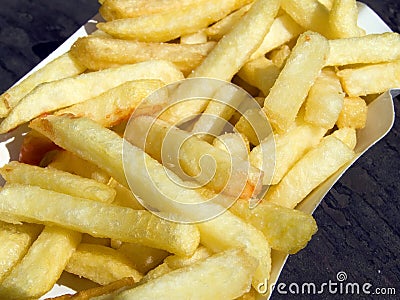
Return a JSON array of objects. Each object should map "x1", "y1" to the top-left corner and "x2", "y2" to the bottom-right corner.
[
  {"x1": 250, "y1": 13, "x2": 303, "y2": 60},
  {"x1": 0, "y1": 221, "x2": 41, "y2": 283},
  {"x1": 234, "y1": 108, "x2": 272, "y2": 146},
  {"x1": 238, "y1": 57, "x2": 280, "y2": 97},
  {"x1": 0, "y1": 61, "x2": 183, "y2": 133},
  {"x1": 281, "y1": 0, "x2": 332, "y2": 38},
  {"x1": 65, "y1": 243, "x2": 142, "y2": 285},
  {"x1": 331, "y1": 127, "x2": 357, "y2": 150},
  {"x1": 268, "y1": 44, "x2": 291, "y2": 68},
  {"x1": 70, "y1": 36, "x2": 216, "y2": 75},
  {"x1": 0, "y1": 161, "x2": 116, "y2": 203},
  {"x1": 162, "y1": 0, "x2": 280, "y2": 124},
  {"x1": 0, "y1": 184, "x2": 200, "y2": 256},
  {"x1": 100, "y1": 0, "x2": 211, "y2": 21},
  {"x1": 48, "y1": 150, "x2": 110, "y2": 184},
  {"x1": 329, "y1": 0, "x2": 365, "y2": 38},
  {"x1": 127, "y1": 116, "x2": 262, "y2": 199},
  {"x1": 180, "y1": 30, "x2": 208, "y2": 44},
  {"x1": 304, "y1": 69, "x2": 344, "y2": 129},
  {"x1": 263, "y1": 31, "x2": 329, "y2": 133},
  {"x1": 164, "y1": 246, "x2": 213, "y2": 270},
  {"x1": 318, "y1": 0, "x2": 334, "y2": 9},
  {"x1": 265, "y1": 135, "x2": 355, "y2": 208},
  {"x1": 250, "y1": 124, "x2": 326, "y2": 185},
  {"x1": 108, "y1": 179, "x2": 144, "y2": 210},
  {"x1": 0, "y1": 52, "x2": 85, "y2": 118},
  {"x1": 212, "y1": 133, "x2": 250, "y2": 161},
  {"x1": 116, "y1": 242, "x2": 168, "y2": 274},
  {"x1": 97, "y1": 0, "x2": 252, "y2": 42},
  {"x1": 205, "y1": 4, "x2": 252, "y2": 40},
  {"x1": 114, "y1": 249, "x2": 258, "y2": 300},
  {"x1": 230, "y1": 200, "x2": 318, "y2": 253},
  {"x1": 141, "y1": 262, "x2": 173, "y2": 283},
  {"x1": 337, "y1": 60, "x2": 400, "y2": 96},
  {"x1": 81, "y1": 233, "x2": 110, "y2": 247},
  {"x1": 0, "y1": 226, "x2": 81, "y2": 300},
  {"x1": 336, "y1": 96, "x2": 368, "y2": 129},
  {"x1": 326, "y1": 33, "x2": 400, "y2": 66},
  {"x1": 55, "y1": 80, "x2": 164, "y2": 127}
]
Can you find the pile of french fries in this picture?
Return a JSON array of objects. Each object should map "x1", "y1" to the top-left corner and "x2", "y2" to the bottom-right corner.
[{"x1": 0, "y1": 0, "x2": 399, "y2": 299}]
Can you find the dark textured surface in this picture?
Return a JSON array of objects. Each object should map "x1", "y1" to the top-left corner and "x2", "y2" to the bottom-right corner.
[{"x1": 0, "y1": 1, "x2": 399, "y2": 299}]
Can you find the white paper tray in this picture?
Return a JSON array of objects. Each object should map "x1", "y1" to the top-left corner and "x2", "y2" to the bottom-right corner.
[{"x1": 0, "y1": 2, "x2": 397, "y2": 299}]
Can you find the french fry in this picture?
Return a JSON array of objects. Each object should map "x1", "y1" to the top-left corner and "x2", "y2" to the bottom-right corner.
[
  {"x1": 0, "y1": 226, "x2": 81, "y2": 299},
  {"x1": 180, "y1": 30, "x2": 208, "y2": 45},
  {"x1": 281, "y1": 0, "x2": 332, "y2": 38},
  {"x1": 326, "y1": 33, "x2": 400, "y2": 66},
  {"x1": 70, "y1": 36, "x2": 216, "y2": 75},
  {"x1": 263, "y1": 31, "x2": 329, "y2": 133},
  {"x1": 336, "y1": 96, "x2": 368, "y2": 129},
  {"x1": 97, "y1": 0, "x2": 253, "y2": 42},
  {"x1": 304, "y1": 69, "x2": 344, "y2": 129},
  {"x1": 237, "y1": 57, "x2": 281, "y2": 96},
  {"x1": 229, "y1": 200, "x2": 318, "y2": 253},
  {"x1": 114, "y1": 249, "x2": 258, "y2": 300},
  {"x1": 250, "y1": 13, "x2": 303, "y2": 60},
  {"x1": 48, "y1": 150, "x2": 110, "y2": 184},
  {"x1": 0, "y1": 184, "x2": 200, "y2": 256},
  {"x1": 329, "y1": 0, "x2": 365, "y2": 38},
  {"x1": 164, "y1": 246, "x2": 213, "y2": 270},
  {"x1": 331, "y1": 127, "x2": 357, "y2": 150},
  {"x1": 0, "y1": 221, "x2": 41, "y2": 283},
  {"x1": 212, "y1": 133, "x2": 250, "y2": 161},
  {"x1": 0, "y1": 161, "x2": 116, "y2": 203},
  {"x1": 81, "y1": 233, "x2": 110, "y2": 247},
  {"x1": 116, "y1": 243, "x2": 168, "y2": 274},
  {"x1": 55, "y1": 80, "x2": 164, "y2": 127},
  {"x1": 205, "y1": 3, "x2": 252, "y2": 40},
  {"x1": 48, "y1": 277, "x2": 136, "y2": 300},
  {"x1": 162, "y1": 0, "x2": 280, "y2": 124},
  {"x1": 0, "y1": 61, "x2": 183, "y2": 133},
  {"x1": 65, "y1": 243, "x2": 142, "y2": 285},
  {"x1": 268, "y1": 44, "x2": 291, "y2": 68},
  {"x1": 100, "y1": 0, "x2": 212, "y2": 21},
  {"x1": 250, "y1": 124, "x2": 326, "y2": 185},
  {"x1": 127, "y1": 116, "x2": 262, "y2": 199},
  {"x1": 234, "y1": 108, "x2": 272, "y2": 146},
  {"x1": 108, "y1": 179, "x2": 144, "y2": 210},
  {"x1": 0, "y1": 52, "x2": 85, "y2": 118},
  {"x1": 337, "y1": 60, "x2": 400, "y2": 96},
  {"x1": 141, "y1": 262, "x2": 173, "y2": 283},
  {"x1": 265, "y1": 135, "x2": 355, "y2": 208}
]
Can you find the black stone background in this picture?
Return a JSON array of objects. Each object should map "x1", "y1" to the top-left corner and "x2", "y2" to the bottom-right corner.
[{"x1": 0, "y1": 1, "x2": 398, "y2": 299}]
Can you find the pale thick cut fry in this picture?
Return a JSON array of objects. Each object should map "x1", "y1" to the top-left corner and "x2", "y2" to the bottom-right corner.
[
  {"x1": 0, "y1": 222, "x2": 41, "y2": 283},
  {"x1": 0, "y1": 184, "x2": 200, "y2": 256},
  {"x1": 116, "y1": 242, "x2": 168, "y2": 274},
  {"x1": 230, "y1": 200, "x2": 317, "y2": 253},
  {"x1": 281, "y1": 0, "x2": 332, "y2": 38},
  {"x1": 65, "y1": 243, "x2": 142, "y2": 285},
  {"x1": 114, "y1": 249, "x2": 257, "y2": 300},
  {"x1": 0, "y1": 226, "x2": 81, "y2": 300},
  {"x1": 100, "y1": 0, "x2": 209, "y2": 21},
  {"x1": 0, "y1": 52, "x2": 85, "y2": 118},
  {"x1": 336, "y1": 96, "x2": 368, "y2": 129},
  {"x1": 48, "y1": 150, "x2": 110, "y2": 184},
  {"x1": 164, "y1": 246, "x2": 213, "y2": 270},
  {"x1": 0, "y1": 61, "x2": 183, "y2": 133},
  {"x1": 97, "y1": 0, "x2": 253, "y2": 42},
  {"x1": 55, "y1": 80, "x2": 164, "y2": 127},
  {"x1": 213, "y1": 133, "x2": 250, "y2": 161},
  {"x1": 263, "y1": 31, "x2": 329, "y2": 133},
  {"x1": 331, "y1": 127, "x2": 357, "y2": 150},
  {"x1": 197, "y1": 211, "x2": 271, "y2": 289},
  {"x1": 250, "y1": 124, "x2": 326, "y2": 185},
  {"x1": 329, "y1": 0, "x2": 365, "y2": 39},
  {"x1": 250, "y1": 14, "x2": 303, "y2": 60},
  {"x1": 268, "y1": 44, "x2": 291, "y2": 68},
  {"x1": 337, "y1": 60, "x2": 400, "y2": 96},
  {"x1": 127, "y1": 116, "x2": 262, "y2": 199},
  {"x1": 265, "y1": 136, "x2": 355, "y2": 208},
  {"x1": 70, "y1": 36, "x2": 216, "y2": 75},
  {"x1": 237, "y1": 57, "x2": 281, "y2": 96},
  {"x1": 30, "y1": 115, "x2": 270, "y2": 287},
  {"x1": 162, "y1": 0, "x2": 280, "y2": 124},
  {"x1": 234, "y1": 108, "x2": 272, "y2": 146},
  {"x1": 304, "y1": 69, "x2": 344, "y2": 129},
  {"x1": 49, "y1": 277, "x2": 136, "y2": 300},
  {"x1": 0, "y1": 161, "x2": 116, "y2": 203},
  {"x1": 108, "y1": 179, "x2": 144, "y2": 210},
  {"x1": 326, "y1": 33, "x2": 400, "y2": 66},
  {"x1": 206, "y1": 4, "x2": 252, "y2": 40},
  {"x1": 180, "y1": 30, "x2": 208, "y2": 45}
]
